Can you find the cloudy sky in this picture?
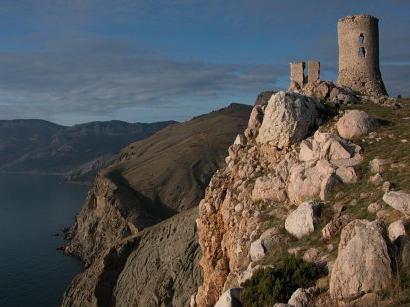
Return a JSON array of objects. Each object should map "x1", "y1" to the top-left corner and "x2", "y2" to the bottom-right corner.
[{"x1": 0, "y1": 1, "x2": 408, "y2": 125}]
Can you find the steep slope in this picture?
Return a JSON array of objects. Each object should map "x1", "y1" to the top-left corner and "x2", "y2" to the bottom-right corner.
[
  {"x1": 0, "y1": 119, "x2": 175, "y2": 175},
  {"x1": 192, "y1": 92, "x2": 410, "y2": 306},
  {"x1": 62, "y1": 208, "x2": 200, "y2": 307},
  {"x1": 65, "y1": 103, "x2": 252, "y2": 264}
]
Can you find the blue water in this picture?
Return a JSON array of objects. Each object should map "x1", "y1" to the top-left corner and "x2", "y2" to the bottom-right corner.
[{"x1": 0, "y1": 174, "x2": 87, "y2": 307}]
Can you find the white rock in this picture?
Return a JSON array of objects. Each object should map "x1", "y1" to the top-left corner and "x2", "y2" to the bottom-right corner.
[
  {"x1": 287, "y1": 160, "x2": 337, "y2": 203},
  {"x1": 256, "y1": 91, "x2": 318, "y2": 148},
  {"x1": 249, "y1": 228, "x2": 281, "y2": 261},
  {"x1": 288, "y1": 288, "x2": 312, "y2": 307},
  {"x1": 215, "y1": 288, "x2": 242, "y2": 307},
  {"x1": 249, "y1": 239, "x2": 265, "y2": 262},
  {"x1": 388, "y1": 220, "x2": 407, "y2": 242},
  {"x1": 336, "y1": 110, "x2": 378, "y2": 140},
  {"x1": 234, "y1": 134, "x2": 246, "y2": 146},
  {"x1": 383, "y1": 191, "x2": 410, "y2": 214},
  {"x1": 330, "y1": 219, "x2": 392, "y2": 299},
  {"x1": 285, "y1": 201, "x2": 321, "y2": 239}
]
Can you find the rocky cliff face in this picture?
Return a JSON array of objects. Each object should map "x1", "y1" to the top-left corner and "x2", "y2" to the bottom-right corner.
[
  {"x1": 62, "y1": 208, "x2": 201, "y2": 307},
  {"x1": 193, "y1": 91, "x2": 410, "y2": 306},
  {"x1": 63, "y1": 104, "x2": 252, "y2": 305}
]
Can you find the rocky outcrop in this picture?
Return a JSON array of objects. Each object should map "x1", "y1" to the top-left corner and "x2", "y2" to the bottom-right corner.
[
  {"x1": 329, "y1": 219, "x2": 392, "y2": 300},
  {"x1": 194, "y1": 92, "x2": 344, "y2": 306},
  {"x1": 62, "y1": 208, "x2": 201, "y2": 307},
  {"x1": 336, "y1": 110, "x2": 378, "y2": 140},
  {"x1": 256, "y1": 91, "x2": 319, "y2": 148},
  {"x1": 65, "y1": 173, "x2": 165, "y2": 265}
]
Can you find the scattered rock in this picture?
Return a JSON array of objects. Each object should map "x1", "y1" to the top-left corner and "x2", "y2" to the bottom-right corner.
[
  {"x1": 369, "y1": 173, "x2": 383, "y2": 185},
  {"x1": 250, "y1": 228, "x2": 281, "y2": 261},
  {"x1": 367, "y1": 202, "x2": 384, "y2": 214},
  {"x1": 383, "y1": 191, "x2": 410, "y2": 214},
  {"x1": 288, "y1": 288, "x2": 313, "y2": 307},
  {"x1": 256, "y1": 91, "x2": 319, "y2": 148},
  {"x1": 329, "y1": 219, "x2": 392, "y2": 300},
  {"x1": 336, "y1": 110, "x2": 378, "y2": 140},
  {"x1": 303, "y1": 248, "x2": 319, "y2": 263},
  {"x1": 382, "y1": 181, "x2": 393, "y2": 193},
  {"x1": 214, "y1": 288, "x2": 242, "y2": 307},
  {"x1": 285, "y1": 201, "x2": 321, "y2": 239},
  {"x1": 322, "y1": 214, "x2": 350, "y2": 240},
  {"x1": 369, "y1": 158, "x2": 389, "y2": 174}
]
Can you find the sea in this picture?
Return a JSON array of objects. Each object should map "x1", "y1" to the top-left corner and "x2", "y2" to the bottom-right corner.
[{"x1": 0, "y1": 174, "x2": 87, "y2": 307}]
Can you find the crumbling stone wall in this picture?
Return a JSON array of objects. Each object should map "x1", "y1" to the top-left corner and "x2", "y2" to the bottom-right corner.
[
  {"x1": 290, "y1": 62, "x2": 305, "y2": 87},
  {"x1": 308, "y1": 61, "x2": 320, "y2": 83},
  {"x1": 337, "y1": 14, "x2": 387, "y2": 97}
]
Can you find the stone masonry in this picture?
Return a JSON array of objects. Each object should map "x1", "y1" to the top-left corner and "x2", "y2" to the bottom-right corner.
[
  {"x1": 337, "y1": 14, "x2": 387, "y2": 96},
  {"x1": 308, "y1": 61, "x2": 320, "y2": 83}
]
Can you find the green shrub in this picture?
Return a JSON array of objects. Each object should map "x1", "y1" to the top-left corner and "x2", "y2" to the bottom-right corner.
[{"x1": 240, "y1": 254, "x2": 322, "y2": 307}]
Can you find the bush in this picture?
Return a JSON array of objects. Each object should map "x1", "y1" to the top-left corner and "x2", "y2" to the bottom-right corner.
[{"x1": 240, "y1": 254, "x2": 322, "y2": 307}]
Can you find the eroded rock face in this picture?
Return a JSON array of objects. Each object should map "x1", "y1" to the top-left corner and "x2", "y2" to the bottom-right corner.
[
  {"x1": 383, "y1": 191, "x2": 410, "y2": 214},
  {"x1": 256, "y1": 91, "x2": 319, "y2": 148},
  {"x1": 336, "y1": 110, "x2": 378, "y2": 140},
  {"x1": 329, "y1": 219, "x2": 392, "y2": 300},
  {"x1": 285, "y1": 201, "x2": 321, "y2": 239},
  {"x1": 62, "y1": 208, "x2": 201, "y2": 307},
  {"x1": 252, "y1": 174, "x2": 287, "y2": 202}
]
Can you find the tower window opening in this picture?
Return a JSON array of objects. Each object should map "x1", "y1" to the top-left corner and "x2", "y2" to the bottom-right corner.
[
  {"x1": 358, "y1": 47, "x2": 366, "y2": 58},
  {"x1": 359, "y1": 33, "x2": 365, "y2": 44}
]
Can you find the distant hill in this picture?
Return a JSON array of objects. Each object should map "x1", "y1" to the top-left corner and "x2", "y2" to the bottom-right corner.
[{"x1": 0, "y1": 119, "x2": 176, "y2": 175}]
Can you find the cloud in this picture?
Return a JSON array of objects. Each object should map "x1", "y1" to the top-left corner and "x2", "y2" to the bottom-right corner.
[{"x1": 0, "y1": 38, "x2": 286, "y2": 123}]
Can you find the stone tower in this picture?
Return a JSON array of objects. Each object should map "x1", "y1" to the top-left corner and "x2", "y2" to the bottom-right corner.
[{"x1": 337, "y1": 14, "x2": 387, "y2": 96}]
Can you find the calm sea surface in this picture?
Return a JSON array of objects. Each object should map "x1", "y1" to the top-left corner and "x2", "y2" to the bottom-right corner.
[{"x1": 0, "y1": 174, "x2": 87, "y2": 307}]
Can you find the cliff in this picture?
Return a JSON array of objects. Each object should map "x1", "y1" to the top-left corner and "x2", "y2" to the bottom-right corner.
[
  {"x1": 192, "y1": 91, "x2": 410, "y2": 306},
  {"x1": 62, "y1": 103, "x2": 252, "y2": 305},
  {"x1": 62, "y1": 208, "x2": 201, "y2": 307}
]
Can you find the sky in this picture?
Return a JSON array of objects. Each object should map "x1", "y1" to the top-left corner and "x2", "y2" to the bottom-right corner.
[{"x1": 0, "y1": 0, "x2": 408, "y2": 125}]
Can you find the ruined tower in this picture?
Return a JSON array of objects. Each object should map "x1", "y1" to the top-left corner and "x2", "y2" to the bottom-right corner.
[{"x1": 337, "y1": 14, "x2": 387, "y2": 96}]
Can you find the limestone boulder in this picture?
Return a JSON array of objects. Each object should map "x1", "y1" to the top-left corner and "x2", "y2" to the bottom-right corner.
[
  {"x1": 288, "y1": 288, "x2": 313, "y2": 307},
  {"x1": 329, "y1": 219, "x2": 392, "y2": 300},
  {"x1": 285, "y1": 201, "x2": 321, "y2": 239},
  {"x1": 214, "y1": 288, "x2": 242, "y2": 307},
  {"x1": 250, "y1": 227, "x2": 281, "y2": 261},
  {"x1": 287, "y1": 159, "x2": 338, "y2": 203},
  {"x1": 383, "y1": 191, "x2": 410, "y2": 214},
  {"x1": 336, "y1": 110, "x2": 378, "y2": 140},
  {"x1": 335, "y1": 166, "x2": 357, "y2": 183},
  {"x1": 256, "y1": 91, "x2": 319, "y2": 148}
]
